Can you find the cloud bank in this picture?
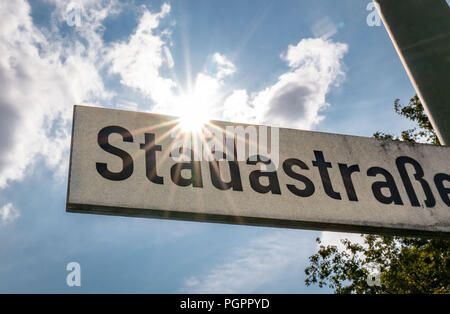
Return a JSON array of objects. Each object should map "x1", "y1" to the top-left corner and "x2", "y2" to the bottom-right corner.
[
  {"x1": 0, "y1": 0, "x2": 114, "y2": 189},
  {"x1": 223, "y1": 38, "x2": 348, "y2": 129}
]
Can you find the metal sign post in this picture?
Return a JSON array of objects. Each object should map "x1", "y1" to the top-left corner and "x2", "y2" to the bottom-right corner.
[{"x1": 374, "y1": 0, "x2": 450, "y2": 145}]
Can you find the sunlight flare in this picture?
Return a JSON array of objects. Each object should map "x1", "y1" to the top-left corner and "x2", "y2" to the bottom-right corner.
[{"x1": 175, "y1": 77, "x2": 217, "y2": 133}]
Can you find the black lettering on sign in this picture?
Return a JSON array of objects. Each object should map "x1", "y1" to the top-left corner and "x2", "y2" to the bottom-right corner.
[
  {"x1": 283, "y1": 158, "x2": 315, "y2": 197},
  {"x1": 140, "y1": 133, "x2": 164, "y2": 185},
  {"x1": 247, "y1": 155, "x2": 281, "y2": 194},
  {"x1": 396, "y1": 156, "x2": 435, "y2": 208},
  {"x1": 93, "y1": 125, "x2": 450, "y2": 213},
  {"x1": 338, "y1": 163, "x2": 360, "y2": 201},
  {"x1": 170, "y1": 148, "x2": 203, "y2": 188},
  {"x1": 312, "y1": 151, "x2": 341, "y2": 200},
  {"x1": 96, "y1": 126, "x2": 134, "y2": 181},
  {"x1": 367, "y1": 167, "x2": 403, "y2": 205},
  {"x1": 434, "y1": 173, "x2": 450, "y2": 206},
  {"x1": 209, "y1": 152, "x2": 243, "y2": 191}
]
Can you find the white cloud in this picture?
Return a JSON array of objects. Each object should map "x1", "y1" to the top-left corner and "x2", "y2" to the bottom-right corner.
[
  {"x1": 211, "y1": 53, "x2": 236, "y2": 80},
  {"x1": 181, "y1": 230, "x2": 309, "y2": 293},
  {"x1": 0, "y1": 0, "x2": 141, "y2": 189},
  {"x1": 223, "y1": 38, "x2": 348, "y2": 130},
  {"x1": 107, "y1": 4, "x2": 176, "y2": 106},
  {"x1": 105, "y1": 4, "x2": 237, "y2": 123},
  {"x1": 48, "y1": 0, "x2": 122, "y2": 55},
  {"x1": 0, "y1": 203, "x2": 20, "y2": 224},
  {"x1": 0, "y1": 0, "x2": 114, "y2": 188},
  {"x1": 223, "y1": 89, "x2": 255, "y2": 123}
]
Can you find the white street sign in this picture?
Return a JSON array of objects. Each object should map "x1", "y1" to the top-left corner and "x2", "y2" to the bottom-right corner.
[{"x1": 67, "y1": 105, "x2": 450, "y2": 237}]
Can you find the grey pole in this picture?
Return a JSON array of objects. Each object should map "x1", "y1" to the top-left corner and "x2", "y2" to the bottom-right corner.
[{"x1": 374, "y1": 0, "x2": 450, "y2": 145}]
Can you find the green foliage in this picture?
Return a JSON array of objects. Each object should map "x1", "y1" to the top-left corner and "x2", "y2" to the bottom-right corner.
[
  {"x1": 305, "y1": 236, "x2": 450, "y2": 294},
  {"x1": 373, "y1": 95, "x2": 440, "y2": 145},
  {"x1": 304, "y1": 96, "x2": 449, "y2": 294}
]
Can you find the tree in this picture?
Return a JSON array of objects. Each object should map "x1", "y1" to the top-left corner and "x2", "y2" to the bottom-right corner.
[
  {"x1": 373, "y1": 95, "x2": 440, "y2": 145},
  {"x1": 304, "y1": 96, "x2": 449, "y2": 294}
]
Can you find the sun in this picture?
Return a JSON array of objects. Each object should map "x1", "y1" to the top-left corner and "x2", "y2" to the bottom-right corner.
[
  {"x1": 175, "y1": 89, "x2": 212, "y2": 133},
  {"x1": 178, "y1": 111, "x2": 209, "y2": 133}
]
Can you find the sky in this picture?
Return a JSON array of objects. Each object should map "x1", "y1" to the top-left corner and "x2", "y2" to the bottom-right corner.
[{"x1": 0, "y1": 0, "x2": 421, "y2": 293}]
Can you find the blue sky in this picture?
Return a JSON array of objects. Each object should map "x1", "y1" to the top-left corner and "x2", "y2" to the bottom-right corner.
[{"x1": 0, "y1": 0, "x2": 419, "y2": 293}]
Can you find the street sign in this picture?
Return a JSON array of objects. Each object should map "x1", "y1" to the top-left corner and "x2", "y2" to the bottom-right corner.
[{"x1": 67, "y1": 105, "x2": 450, "y2": 237}]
